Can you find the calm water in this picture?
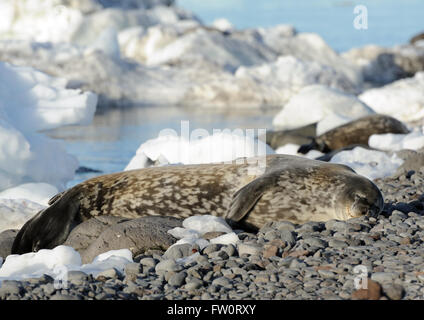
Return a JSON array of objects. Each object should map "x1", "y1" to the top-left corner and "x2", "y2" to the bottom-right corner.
[
  {"x1": 178, "y1": 0, "x2": 424, "y2": 52},
  {"x1": 46, "y1": 106, "x2": 275, "y2": 187}
]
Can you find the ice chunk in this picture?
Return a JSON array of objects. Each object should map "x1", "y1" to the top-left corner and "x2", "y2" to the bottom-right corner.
[
  {"x1": 182, "y1": 215, "x2": 233, "y2": 235},
  {"x1": 0, "y1": 246, "x2": 133, "y2": 284},
  {"x1": 359, "y1": 72, "x2": 424, "y2": 122},
  {"x1": 0, "y1": 183, "x2": 58, "y2": 206},
  {"x1": 125, "y1": 131, "x2": 273, "y2": 170},
  {"x1": 330, "y1": 147, "x2": 404, "y2": 180},
  {"x1": 0, "y1": 199, "x2": 46, "y2": 233},
  {"x1": 0, "y1": 61, "x2": 97, "y2": 191},
  {"x1": 369, "y1": 128, "x2": 424, "y2": 151},
  {"x1": 209, "y1": 232, "x2": 239, "y2": 246},
  {"x1": 272, "y1": 85, "x2": 374, "y2": 131},
  {"x1": 167, "y1": 227, "x2": 201, "y2": 239}
]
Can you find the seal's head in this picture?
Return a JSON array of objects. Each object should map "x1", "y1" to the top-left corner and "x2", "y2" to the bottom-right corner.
[{"x1": 336, "y1": 174, "x2": 384, "y2": 220}]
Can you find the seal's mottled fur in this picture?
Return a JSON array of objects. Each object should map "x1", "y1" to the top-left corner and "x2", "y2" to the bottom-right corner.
[{"x1": 12, "y1": 155, "x2": 383, "y2": 254}]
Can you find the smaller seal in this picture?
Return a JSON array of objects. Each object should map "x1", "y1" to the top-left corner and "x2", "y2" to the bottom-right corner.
[
  {"x1": 264, "y1": 123, "x2": 317, "y2": 150},
  {"x1": 298, "y1": 114, "x2": 409, "y2": 154}
]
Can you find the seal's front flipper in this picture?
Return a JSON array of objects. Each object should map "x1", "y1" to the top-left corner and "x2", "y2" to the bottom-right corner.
[
  {"x1": 226, "y1": 174, "x2": 278, "y2": 222},
  {"x1": 298, "y1": 138, "x2": 318, "y2": 154},
  {"x1": 11, "y1": 190, "x2": 80, "y2": 254}
]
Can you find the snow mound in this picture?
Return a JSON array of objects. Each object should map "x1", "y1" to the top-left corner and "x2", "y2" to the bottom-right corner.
[
  {"x1": 0, "y1": 246, "x2": 132, "y2": 284},
  {"x1": 182, "y1": 215, "x2": 233, "y2": 235},
  {"x1": 182, "y1": 56, "x2": 361, "y2": 109},
  {"x1": 0, "y1": 61, "x2": 97, "y2": 191},
  {"x1": 125, "y1": 131, "x2": 274, "y2": 170},
  {"x1": 0, "y1": 0, "x2": 192, "y2": 47},
  {"x1": 0, "y1": 183, "x2": 58, "y2": 206},
  {"x1": 272, "y1": 85, "x2": 374, "y2": 132},
  {"x1": 369, "y1": 127, "x2": 424, "y2": 151},
  {"x1": 359, "y1": 72, "x2": 424, "y2": 122},
  {"x1": 330, "y1": 147, "x2": 404, "y2": 180},
  {"x1": 0, "y1": 199, "x2": 46, "y2": 233}
]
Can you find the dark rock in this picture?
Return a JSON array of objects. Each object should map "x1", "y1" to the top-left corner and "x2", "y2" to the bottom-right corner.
[
  {"x1": 68, "y1": 216, "x2": 182, "y2": 263},
  {"x1": 382, "y1": 284, "x2": 404, "y2": 300},
  {"x1": 64, "y1": 216, "x2": 128, "y2": 252}
]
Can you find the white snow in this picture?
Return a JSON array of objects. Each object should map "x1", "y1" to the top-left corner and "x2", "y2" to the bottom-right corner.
[
  {"x1": 182, "y1": 215, "x2": 233, "y2": 235},
  {"x1": 0, "y1": 199, "x2": 46, "y2": 233},
  {"x1": 369, "y1": 127, "x2": 424, "y2": 151},
  {"x1": 0, "y1": 61, "x2": 97, "y2": 191},
  {"x1": 125, "y1": 131, "x2": 274, "y2": 170},
  {"x1": 330, "y1": 147, "x2": 404, "y2": 180},
  {"x1": 209, "y1": 232, "x2": 240, "y2": 245},
  {"x1": 0, "y1": 246, "x2": 133, "y2": 285},
  {"x1": 272, "y1": 85, "x2": 374, "y2": 132},
  {"x1": 0, "y1": 183, "x2": 58, "y2": 206},
  {"x1": 275, "y1": 143, "x2": 324, "y2": 159},
  {"x1": 212, "y1": 18, "x2": 234, "y2": 32},
  {"x1": 359, "y1": 72, "x2": 424, "y2": 122},
  {"x1": 0, "y1": 183, "x2": 58, "y2": 233}
]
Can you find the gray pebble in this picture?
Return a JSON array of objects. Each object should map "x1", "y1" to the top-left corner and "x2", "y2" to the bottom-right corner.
[
  {"x1": 304, "y1": 237, "x2": 328, "y2": 248},
  {"x1": 328, "y1": 239, "x2": 348, "y2": 249},
  {"x1": 237, "y1": 243, "x2": 262, "y2": 256},
  {"x1": 0, "y1": 280, "x2": 22, "y2": 297},
  {"x1": 96, "y1": 268, "x2": 120, "y2": 279},
  {"x1": 168, "y1": 271, "x2": 187, "y2": 287},
  {"x1": 212, "y1": 276, "x2": 233, "y2": 289},
  {"x1": 382, "y1": 283, "x2": 404, "y2": 300},
  {"x1": 139, "y1": 257, "x2": 157, "y2": 268},
  {"x1": 155, "y1": 259, "x2": 183, "y2": 273}
]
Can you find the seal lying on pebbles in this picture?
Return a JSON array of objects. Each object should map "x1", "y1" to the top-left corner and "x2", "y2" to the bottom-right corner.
[
  {"x1": 298, "y1": 114, "x2": 409, "y2": 154},
  {"x1": 11, "y1": 154, "x2": 383, "y2": 254}
]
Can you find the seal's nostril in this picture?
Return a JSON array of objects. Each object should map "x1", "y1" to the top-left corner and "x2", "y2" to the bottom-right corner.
[{"x1": 367, "y1": 204, "x2": 381, "y2": 218}]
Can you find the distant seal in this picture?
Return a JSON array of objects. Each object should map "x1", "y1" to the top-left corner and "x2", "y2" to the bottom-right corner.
[
  {"x1": 298, "y1": 114, "x2": 409, "y2": 154},
  {"x1": 12, "y1": 154, "x2": 383, "y2": 254},
  {"x1": 263, "y1": 123, "x2": 317, "y2": 150}
]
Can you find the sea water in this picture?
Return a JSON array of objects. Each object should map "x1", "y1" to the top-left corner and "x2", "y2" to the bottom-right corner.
[{"x1": 46, "y1": 106, "x2": 274, "y2": 187}]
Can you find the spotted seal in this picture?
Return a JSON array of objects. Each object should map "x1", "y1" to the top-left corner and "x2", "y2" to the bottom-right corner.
[
  {"x1": 298, "y1": 114, "x2": 409, "y2": 154},
  {"x1": 12, "y1": 154, "x2": 383, "y2": 254}
]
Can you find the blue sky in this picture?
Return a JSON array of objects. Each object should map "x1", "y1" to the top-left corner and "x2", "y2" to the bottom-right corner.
[{"x1": 177, "y1": 0, "x2": 424, "y2": 51}]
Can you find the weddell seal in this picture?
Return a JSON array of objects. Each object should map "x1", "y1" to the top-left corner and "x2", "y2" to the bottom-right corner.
[
  {"x1": 298, "y1": 114, "x2": 409, "y2": 154},
  {"x1": 12, "y1": 154, "x2": 384, "y2": 254}
]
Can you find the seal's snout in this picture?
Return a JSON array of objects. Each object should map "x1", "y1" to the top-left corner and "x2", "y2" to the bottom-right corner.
[
  {"x1": 367, "y1": 203, "x2": 382, "y2": 218},
  {"x1": 346, "y1": 178, "x2": 384, "y2": 220}
]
